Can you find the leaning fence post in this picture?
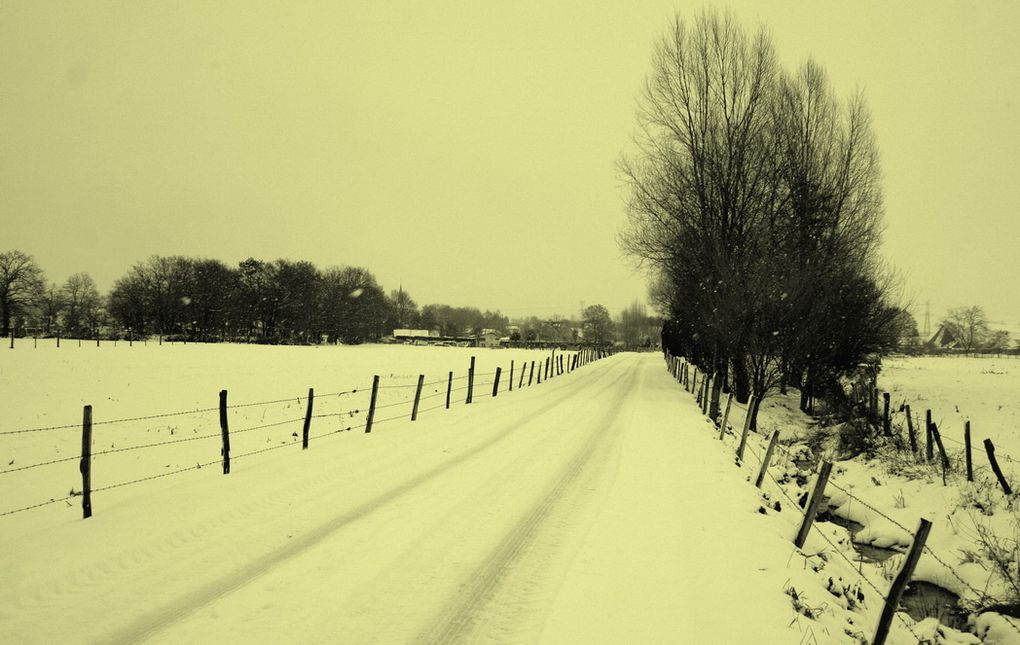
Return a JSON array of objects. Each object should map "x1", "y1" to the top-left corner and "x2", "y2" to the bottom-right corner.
[
  {"x1": 446, "y1": 371, "x2": 453, "y2": 409},
  {"x1": 882, "y1": 392, "x2": 891, "y2": 435},
  {"x1": 794, "y1": 461, "x2": 833, "y2": 548},
  {"x1": 905, "y1": 405, "x2": 917, "y2": 454},
  {"x1": 930, "y1": 422, "x2": 950, "y2": 473},
  {"x1": 701, "y1": 375, "x2": 712, "y2": 415},
  {"x1": 718, "y1": 391, "x2": 733, "y2": 440},
  {"x1": 755, "y1": 431, "x2": 780, "y2": 489},
  {"x1": 985, "y1": 439, "x2": 1013, "y2": 495},
  {"x1": 736, "y1": 395, "x2": 756, "y2": 462},
  {"x1": 492, "y1": 367, "x2": 502, "y2": 398},
  {"x1": 518, "y1": 362, "x2": 525, "y2": 389},
  {"x1": 80, "y1": 405, "x2": 93, "y2": 519},
  {"x1": 365, "y1": 376, "x2": 379, "y2": 433},
  {"x1": 965, "y1": 421, "x2": 973, "y2": 482},
  {"x1": 466, "y1": 356, "x2": 475, "y2": 404},
  {"x1": 925, "y1": 409, "x2": 934, "y2": 462},
  {"x1": 411, "y1": 374, "x2": 425, "y2": 420},
  {"x1": 873, "y1": 519, "x2": 933, "y2": 645},
  {"x1": 219, "y1": 390, "x2": 231, "y2": 474},
  {"x1": 528, "y1": 360, "x2": 535, "y2": 386},
  {"x1": 302, "y1": 388, "x2": 314, "y2": 449}
]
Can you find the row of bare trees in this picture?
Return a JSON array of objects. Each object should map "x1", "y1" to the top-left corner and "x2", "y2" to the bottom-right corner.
[
  {"x1": 0, "y1": 250, "x2": 103, "y2": 338},
  {"x1": 1, "y1": 251, "x2": 532, "y2": 345},
  {"x1": 621, "y1": 10, "x2": 902, "y2": 428}
]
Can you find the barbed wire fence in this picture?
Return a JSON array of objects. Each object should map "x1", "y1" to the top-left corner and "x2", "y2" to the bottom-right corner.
[
  {"x1": 1, "y1": 347, "x2": 614, "y2": 521},
  {"x1": 663, "y1": 351, "x2": 1020, "y2": 644}
]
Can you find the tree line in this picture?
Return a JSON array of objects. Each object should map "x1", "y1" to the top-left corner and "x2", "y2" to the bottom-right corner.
[
  {"x1": 1, "y1": 250, "x2": 657, "y2": 347},
  {"x1": 0, "y1": 251, "x2": 508, "y2": 344},
  {"x1": 620, "y1": 9, "x2": 906, "y2": 428}
]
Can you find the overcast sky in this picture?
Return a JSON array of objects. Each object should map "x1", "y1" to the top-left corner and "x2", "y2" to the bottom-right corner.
[{"x1": 2, "y1": 2, "x2": 1018, "y2": 325}]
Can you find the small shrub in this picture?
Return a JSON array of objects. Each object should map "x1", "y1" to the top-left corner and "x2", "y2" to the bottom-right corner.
[{"x1": 836, "y1": 418, "x2": 881, "y2": 459}]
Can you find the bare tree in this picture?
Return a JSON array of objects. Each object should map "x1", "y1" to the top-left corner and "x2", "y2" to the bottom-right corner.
[
  {"x1": 943, "y1": 305, "x2": 989, "y2": 352},
  {"x1": 63, "y1": 272, "x2": 102, "y2": 338},
  {"x1": 622, "y1": 10, "x2": 895, "y2": 429},
  {"x1": 0, "y1": 250, "x2": 46, "y2": 336},
  {"x1": 582, "y1": 304, "x2": 613, "y2": 347}
]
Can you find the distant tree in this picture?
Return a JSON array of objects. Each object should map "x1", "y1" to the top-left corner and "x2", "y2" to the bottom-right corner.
[
  {"x1": 272, "y1": 259, "x2": 321, "y2": 342},
  {"x1": 62, "y1": 272, "x2": 102, "y2": 337},
  {"x1": 108, "y1": 268, "x2": 148, "y2": 336},
  {"x1": 234, "y1": 258, "x2": 279, "y2": 341},
  {"x1": 0, "y1": 250, "x2": 46, "y2": 336},
  {"x1": 618, "y1": 301, "x2": 658, "y2": 350},
  {"x1": 320, "y1": 267, "x2": 386, "y2": 343},
  {"x1": 385, "y1": 288, "x2": 420, "y2": 333},
  {"x1": 943, "y1": 306, "x2": 989, "y2": 352},
  {"x1": 986, "y1": 329, "x2": 1011, "y2": 352},
  {"x1": 582, "y1": 304, "x2": 613, "y2": 346},
  {"x1": 37, "y1": 283, "x2": 66, "y2": 336},
  {"x1": 187, "y1": 258, "x2": 237, "y2": 341}
]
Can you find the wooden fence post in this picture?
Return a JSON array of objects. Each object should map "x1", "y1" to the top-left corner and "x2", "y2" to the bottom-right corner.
[
  {"x1": 755, "y1": 431, "x2": 780, "y2": 488},
  {"x1": 509, "y1": 360, "x2": 514, "y2": 391},
  {"x1": 411, "y1": 375, "x2": 425, "y2": 420},
  {"x1": 365, "y1": 376, "x2": 379, "y2": 433},
  {"x1": 545, "y1": 357, "x2": 550, "y2": 380},
  {"x1": 219, "y1": 390, "x2": 231, "y2": 473},
  {"x1": 692, "y1": 368, "x2": 699, "y2": 399},
  {"x1": 925, "y1": 409, "x2": 933, "y2": 462},
  {"x1": 57, "y1": 334, "x2": 60, "y2": 348},
  {"x1": 930, "y1": 422, "x2": 950, "y2": 472},
  {"x1": 528, "y1": 360, "x2": 535, "y2": 386},
  {"x1": 467, "y1": 356, "x2": 475, "y2": 404},
  {"x1": 702, "y1": 375, "x2": 712, "y2": 415},
  {"x1": 718, "y1": 391, "x2": 733, "y2": 440},
  {"x1": 985, "y1": 439, "x2": 1013, "y2": 495},
  {"x1": 9, "y1": 329, "x2": 13, "y2": 349},
  {"x1": 873, "y1": 519, "x2": 933, "y2": 645},
  {"x1": 80, "y1": 405, "x2": 93, "y2": 519},
  {"x1": 964, "y1": 421, "x2": 973, "y2": 482},
  {"x1": 518, "y1": 362, "x2": 525, "y2": 389},
  {"x1": 905, "y1": 405, "x2": 917, "y2": 454},
  {"x1": 446, "y1": 371, "x2": 453, "y2": 409},
  {"x1": 737, "y1": 395, "x2": 756, "y2": 462},
  {"x1": 492, "y1": 367, "x2": 502, "y2": 398},
  {"x1": 882, "y1": 392, "x2": 891, "y2": 435},
  {"x1": 302, "y1": 388, "x2": 314, "y2": 449},
  {"x1": 794, "y1": 461, "x2": 833, "y2": 548}
]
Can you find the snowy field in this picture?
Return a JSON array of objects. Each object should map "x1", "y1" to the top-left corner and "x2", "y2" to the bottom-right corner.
[
  {"x1": 0, "y1": 341, "x2": 566, "y2": 519},
  {"x1": 743, "y1": 354, "x2": 1020, "y2": 643},
  {"x1": 880, "y1": 354, "x2": 1020, "y2": 466},
  {"x1": 4, "y1": 343, "x2": 1016, "y2": 643}
]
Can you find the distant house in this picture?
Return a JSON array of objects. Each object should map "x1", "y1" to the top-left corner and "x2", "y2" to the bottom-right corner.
[
  {"x1": 477, "y1": 330, "x2": 500, "y2": 348},
  {"x1": 393, "y1": 329, "x2": 436, "y2": 342},
  {"x1": 927, "y1": 324, "x2": 959, "y2": 349}
]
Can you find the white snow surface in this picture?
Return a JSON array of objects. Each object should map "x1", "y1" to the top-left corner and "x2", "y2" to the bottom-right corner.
[{"x1": 2, "y1": 342, "x2": 929, "y2": 643}]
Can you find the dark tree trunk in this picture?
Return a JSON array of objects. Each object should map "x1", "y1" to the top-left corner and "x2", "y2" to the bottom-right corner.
[
  {"x1": 732, "y1": 358, "x2": 751, "y2": 404},
  {"x1": 749, "y1": 393, "x2": 763, "y2": 433}
]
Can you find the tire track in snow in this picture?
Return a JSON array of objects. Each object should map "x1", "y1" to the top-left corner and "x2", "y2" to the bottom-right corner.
[
  {"x1": 416, "y1": 355, "x2": 639, "y2": 644},
  {"x1": 97, "y1": 356, "x2": 628, "y2": 644}
]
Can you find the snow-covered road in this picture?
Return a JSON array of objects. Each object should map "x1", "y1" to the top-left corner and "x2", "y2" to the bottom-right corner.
[{"x1": 4, "y1": 352, "x2": 812, "y2": 644}]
